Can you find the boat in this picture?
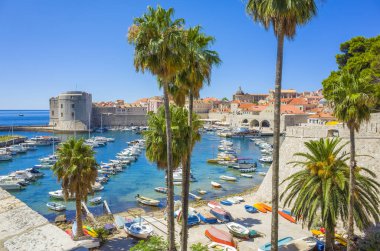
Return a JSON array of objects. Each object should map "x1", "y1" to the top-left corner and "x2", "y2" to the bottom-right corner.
[
  {"x1": 135, "y1": 195, "x2": 160, "y2": 206},
  {"x1": 197, "y1": 189, "x2": 207, "y2": 195},
  {"x1": 208, "y1": 201, "x2": 222, "y2": 209},
  {"x1": 253, "y1": 203, "x2": 267, "y2": 213},
  {"x1": 226, "y1": 222, "x2": 250, "y2": 239},
  {"x1": 241, "y1": 173, "x2": 253, "y2": 178},
  {"x1": 210, "y1": 207, "x2": 233, "y2": 222},
  {"x1": 259, "y1": 237, "x2": 294, "y2": 251},
  {"x1": 278, "y1": 210, "x2": 296, "y2": 223},
  {"x1": 278, "y1": 237, "x2": 318, "y2": 251},
  {"x1": 48, "y1": 190, "x2": 74, "y2": 200},
  {"x1": 244, "y1": 205, "x2": 258, "y2": 213},
  {"x1": 208, "y1": 242, "x2": 237, "y2": 251},
  {"x1": 259, "y1": 156, "x2": 273, "y2": 163},
  {"x1": 232, "y1": 196, "x2": 244, "y2": 202},
  {"x1": 259, "y1": 203, "x2": 272, "y2": 212},
  {"x1": 205, "y1": 226, "x2": 236, "y2": 247},
  {"x1": 220, "y1": 200, "x2": 233, "y2": 206},
  {"x1": 114, "y1": 215, "x2": 126, "y2": 229},
  {"x1": 0, "y1": 152, "x2": 12, "y2": 161},
  {"x1": 211, "y1": 181, "x2": 222, "y2": 188},
  {"x1": 177, "y1": 209, "x2": 201, "y2": 226},
  {"x1": 84, "y1": 225, "x2": 98, "y2": 237},
  {"x1": 124, "y1": 222, "x2": 153, "y2": 239},
  {"x1": 89, "y1": 196, "x2": 103, "y2": 204},
  {"x1": 220, "y1": 175, "x2": 237, "y2": 181},
  {"x1": 0, "y1": 177, "x2": 25, "y2": 190},
  {"x1": 46, "y1": 202, "x2": 66, "y2": 211},
  {"x1": 207, "y1": 158, "x2": 220, "y2": 164},
  {"x1": 311, "y1": 229, "x2": 347, "y2": 246},
  {"x1": 258, "y1": 172, "x2": 267, "y2": 176},
  {"x1": 226, "y1": 197, "x2": 240, "y2": 204},
  {"x1": 197, "y1": 210, "x2": 218, "y2": 224},
  {"x1": 18, "y1": 113, "x2": 24, "y2": 116},
  {"x1": 189, "y1": 192, "x2": 202, "y2": 200},
  {"x1": 239, "y1": 167, "x2": 256, "y2": 173},
  {"x1": 154, "y1": 187, "x2": 168, "y2": 194}
]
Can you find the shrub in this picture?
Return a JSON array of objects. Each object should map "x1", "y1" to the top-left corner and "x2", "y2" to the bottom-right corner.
[
  {"x1": 190, "y1": 243, "x2": 208, "y2": 251},
  {"x1": 130, "y1": 236, "x2": 168, "y2": 251}
]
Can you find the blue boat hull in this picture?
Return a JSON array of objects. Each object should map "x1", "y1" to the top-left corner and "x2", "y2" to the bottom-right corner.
[
  {"x1": 221, "y1": 200, "x2": 233, "y2": 206},
  {"x1": 198, "y1": 213, "x2": 217, "y2": 224},
  {"x1": 210, "y1": 209, "x2": 233, "y2": 222},
  {"x1": 245, "y1": 205, "x2": 258, "y2": 213}
]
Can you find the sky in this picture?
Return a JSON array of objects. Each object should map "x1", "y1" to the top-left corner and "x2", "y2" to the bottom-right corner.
[{"x1": 0, "y1": 0, "x2": 379, "y2": 109}]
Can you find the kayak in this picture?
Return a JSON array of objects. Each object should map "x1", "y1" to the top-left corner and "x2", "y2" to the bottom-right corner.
[
  {"x1": 259, "y1": 203, "x2": 272, "y2": 212},
  {"x1": 221, "y1": 200, "x2": 233, "y2": 206},
  {"x1": 259, "y1": 237, "x2": 294, "y2": 251},
  {"x1": 253, "y1": 203, "x2": 267, "y2": 213},
  {"x1": 244, "y1": 205, "x2": 258, "y2": 213},
  {"x1": 311, "y1": 230, "x2": 347, "y2": 246},
  {"x1": 278, "y1": 210, "x2": 296, "y2": 223}
]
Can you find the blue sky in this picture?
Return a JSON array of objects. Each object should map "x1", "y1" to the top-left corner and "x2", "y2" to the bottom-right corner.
[{"x1": 0, "y1": 0, "x2": 379, "y2": 109}]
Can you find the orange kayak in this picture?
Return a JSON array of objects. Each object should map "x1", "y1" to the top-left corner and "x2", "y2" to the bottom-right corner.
[
  {"x1": 253, "y1": 203, "x2": 267, "y2": 213},
  {"x1": 259, "y1": 203, "x2": 272, "y2": 212},
  {"x1": 278, "y1": 210, "x2": 296, "y2": 223}
]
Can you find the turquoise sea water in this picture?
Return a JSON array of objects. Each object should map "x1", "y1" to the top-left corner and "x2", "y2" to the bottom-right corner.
[{"x1": 0, "y1": 111, "x2": 272, "y2": 222}]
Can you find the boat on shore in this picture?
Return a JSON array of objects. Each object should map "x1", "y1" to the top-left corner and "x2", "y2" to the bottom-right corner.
[
  {"x1": 135, "y1": 195, "x2": 160, "y2": 206},
  {"x1": 189, "y1": 192, "x2": 202, "y2": 200},
  {"x1": 278, "y1": 210, "x2": 296, "y2": 223},
  {"x1": 124, "y1": 222, "x2": 153, "y2": 239},
  {"x1": 220, "y1": 200, "x2": 233, "y2": 206},
  {"x1": 208, "y1": 201, "x2": 222, "y2": 209},
  {"x1": 210, "y1": 207, "x2": 233, "y2": 222},
  {"x1": 205, "y1": 226, "x2": 236, "y2": 247},
  {"x1": 278, "y1": 236, "x2": 317, "y2": 251},
  {"x1": 89, "y1": 196, "x2": 103, "y2": 205},
  {"x1": 198, "y1": 210, "x2": 218, "y2": 224},
  {"x1": 208, "y1": 242, "x2": 237, "y2": 251},
  {"x1": 259, "y1": 237, "x2": 294, "y2": 251},
  {"x1": 226, "y1": 222, "x2": 250, "y2": 239},
  {"x1": 244, "y1": 205, "x2": 258, "y2": 213},
  {"x1": 253, "y1": 203, "x2": 267, "y2": 213}
]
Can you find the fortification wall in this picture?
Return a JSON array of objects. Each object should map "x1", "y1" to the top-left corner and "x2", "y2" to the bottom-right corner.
[{"x1": 255, "y1": 113, "x2": 380, "y2": 204}]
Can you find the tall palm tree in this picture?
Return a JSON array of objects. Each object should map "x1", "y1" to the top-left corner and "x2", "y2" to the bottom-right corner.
[
  {"x1": 246, "y1": 1, "x2": 317, "y2": 249},
  {"x1": 128, "y1": 6, "x2": 186, "y2": 249},
  {"x1": 281, "y1": 138, "x2": 380, "y2": 251},
  {"x1": 52, "y1": 138, "x2": 98, "y2": 238},
  {"x1": 322, "y1": 72, "x2": 377, "y2": 250},
  {"x1": 171, "y1": 26, "x2": 220, "y2": 251}
]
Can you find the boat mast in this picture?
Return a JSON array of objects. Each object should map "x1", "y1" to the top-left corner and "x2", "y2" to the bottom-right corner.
[
  {"x1": 88, "y1": 111, "x2": 91, "y2": 139},
  {"x1": 52, "y1": 125, "x2": 55, "y2": 154},
  {"x1": 74, "y1": 111, "x2": 76, "y2": 138}
]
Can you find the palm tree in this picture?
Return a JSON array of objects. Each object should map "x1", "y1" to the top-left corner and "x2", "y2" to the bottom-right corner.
[
  {"x1": 52, "y1": 138, "x2": 98, "y2": 238},
  {"x1": 171, "y1": 26, "x2": 220, "y2": 251},
  {"x1": 281, "y1": 138, "x2": 380, "y2": 250},
  {"x1": 246, "y1": 1, "x2": 317, "y2": 249},
  {"x1": 323, "y1": 72, "x2": 378, "y2": 250},
  {"x1": 128, "y1": 6, "x2": 186, "y2": 249}
]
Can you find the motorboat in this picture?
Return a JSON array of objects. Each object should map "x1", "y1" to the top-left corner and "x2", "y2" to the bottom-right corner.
[
  {"x1": 258, "y1": 172, "x2": 267, "y2": 176},
  {"x1": 205, "y1": 226, "x2": 236, "y2": 247},
  {"x1": 135, "y1": 195, "x2": 160, "y2": 206},
  {"x1": 49, "y1": 189, "x2": 75, "y2": 200},
  {"x1": 259, "y1": 237, "x2": 294, "y2": 251},
  {"x1": 226, "y1": 222, "x2": 250, "y2": 239},
  {"x1": 241, "y1": 173, "x2": 253, "y2": 178},
  {"x1": 210, "y1": 207, "x2": 233, "y2": 222},
  {"x1": 0, "y1": 178, "x2": 24, "y2": 190},
  {"x1": 208, "y1": 242, "x2": 237, "y2": 251},
  {"x1": 124, "y1": 222, "x2": 153, "y2": 239},
  {"x1": 0, "y1": 152, "x2": 12, "y2": 161},
  {"x1": 89, "y1": 196, "x2": 103, "y2": 204},
  {"x1": 259, "y1": 156, "x2": 273, "y2": 163},
  {"x1": 46, "y1": 202, "x2": 66, "y2": 211},
  {"x1": 234, "y1": 158, "x2": 257, "y2": 169},
  {"x1": 197, "y1": 189, "x2": 207, "y2": 195},
  {"x1": 92, "y1": 182, "x2": 104, "y2": 191},
  {"x1": 220, "y1": 175, "x2": 237, "y2": 182},
  {"x1": 154, "y1": 187, "x2": 168, "y2": 194},
  {"x1": 26, "y1": 168, "x2": 44, "y2": 178},
  {"x1": 39, "y1": 155, "x2": 58, "y2": 164}
]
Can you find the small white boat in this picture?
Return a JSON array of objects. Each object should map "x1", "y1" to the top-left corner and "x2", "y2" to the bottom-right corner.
[
  {"x1": 89, "y1": 196, "x2": 102, "y2": 204},
  {"x1": 124, "y1": 223, "x2": 153, "y2": 239},
  {"x1": 226, "y1": 197, "x2": 240, "y2": 204},
  {"x1": 189, "y1": 192, "x2": 202, "y2": 200},
  {"x1": 232, "y1": 196, "x2": 244, "y2": 202},
  {"x1": 259, "y1": 172, "x2": 267, "y2": 176},
  {"x1": 226, "y1": 222, "x2": 250, "y2": 238},
  {"x1": 208, "y1": 242, "x2": 237, "y2": 251},
  {"x1": 259, "y1": 156, "x2": 273, "y2": 163},
  {"x1": 220, "y1": 175, "x2": 237, "y2": 181},
  {"x1": 197, "y1": 189, "x2": 207, "y2": 195},
  {"x1": 135, "y1": 195, "x2": 160, "y2": 206},
  {"x1": 154, "y1": 187, "x2": 168, "y2": 194},
  {"x1": 46, "y1": 202, "x2": 66, "y2": 211},
  {"x1": 241, "y1": 173, "x2": 253, "y2": 178},
  {"x1": 211, "y1": 181, "x2": 222, "y2": 188}
]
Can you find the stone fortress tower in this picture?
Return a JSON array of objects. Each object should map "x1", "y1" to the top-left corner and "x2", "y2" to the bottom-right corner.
[{"x1": 49, "y1": 91, "x2": 92, "y2": 131}]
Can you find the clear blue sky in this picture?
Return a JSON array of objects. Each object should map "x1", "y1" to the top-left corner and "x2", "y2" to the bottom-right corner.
[{"x1": 0, "y1": 0, "x2": 379, "y2": 109}]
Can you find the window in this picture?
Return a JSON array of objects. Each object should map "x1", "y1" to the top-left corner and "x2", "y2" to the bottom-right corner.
[
  {"x1": 51, "y1": 111, "x2": 54, "y2": 116},
  {"x1": 61, "y1": 104, "x2": 63, "y2": 109},
  {"x1": 60, "y1": 113, "x2": 63, "y2": 117},
  {"x1": 71, "y1": 104, "x2": 75, "y2": 108},
  {"x1": 72, "y1": 112, "x2": 74, "y2": 118}
]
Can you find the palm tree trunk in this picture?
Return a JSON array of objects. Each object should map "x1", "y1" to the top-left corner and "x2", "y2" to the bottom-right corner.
[
  {"x1": 181, "y1": 91, "x2": 193, "y2": 251},
  {"x1": 75, "y1": 197, "x2": 84, "y2": 238},
  {"x1": 163, "y1": 83, "x2": 176, "y2": 251},
  {"x1": 325, "y1": 227, "x2": 335, "y2": 251},
  {"x1": 347, "y1": 126, "x2": 356, "y2": 251},
  {"x1": 271, "y1": 24, "x2": 285, "y2": 251}
]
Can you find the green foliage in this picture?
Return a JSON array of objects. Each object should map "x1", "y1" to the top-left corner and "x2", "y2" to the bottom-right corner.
[
  {"x1": 93, "y1": 227, "x2": 109, "y2": 244},
  {"x1": 52, "y1": 137, "x2": 98, "y2": 202},
  {"x1": 144, "y1": 106, "x2": 203, "y2": 169},
  {"x1": 221, "y1": 97, "x2": 229, "y2": 102},
  {"x1": 190, "y1": 243, "x2": 208, "y2": 251},
  {"x1": 246, "y1": 0, "x2": 317, "y2": 38},
  {"x1": 357, "y1": 224, "x2": 380, "y2": 251},
  {"x1": 281, "y1": 138, "x2": 380, "y2": 232},
  {"x1": 323, "y1": 71, "x2": 377, "y2": 131},
  {"x1": 323, "y1": 35, "x2": 380, "y2": 100},
  {"x1": 130, "y1": 236, "x2": 168, "y2": 251}
]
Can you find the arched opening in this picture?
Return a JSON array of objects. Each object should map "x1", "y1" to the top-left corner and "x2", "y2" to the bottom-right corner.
[
  {"x1": 250, "y1": 119, "x2": 260, "y2": 127},
  {"x1": 242, "y1": 119, "x2": 249, "y2": 124},
  {"x1": 261, "y1": 120, "x2": 270, "y2": 128},
  {"x1": 327, "y1": 129, "x2": 339, "y2": 137}
]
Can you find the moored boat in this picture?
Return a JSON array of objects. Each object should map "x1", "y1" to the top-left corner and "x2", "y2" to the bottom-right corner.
[
  {"x1": 205, "y1": 226, "x2": 236, "y2": 247},
  {"x1": 46, "y1": 202, "x2": 66, "y2": 211},
  {"x1": 89, "y1": 196, "x2": 103, "y2": 204},
  {"x1": 226, "y1": 222, "x2": 250, "y2": 239},
  {"x1": 154, "y1": 187, "x2": 168, "y2": 194},
  {"x1": 197, "y1": 189, "x2": 207, "y2": 195},
  {"x1": 219, "y1": 175, "x2": 237, "y2": 181},
  {"x1": 135, "y1": 194, "x2": 160, "y2": 206},
  {"x1": 208, "y1": 201, "x2": 222, "y2": 209},
  {"x1": 211, "y1": 181, "x2": 222, "y2": 188},
  {"x1": 241, "y1": 173, "x2": 253, "y2": 178}
]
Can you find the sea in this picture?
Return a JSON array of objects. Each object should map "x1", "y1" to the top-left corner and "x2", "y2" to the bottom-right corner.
[{"x1": 0, "y1": 110, "x2": 271, "y2": 222}]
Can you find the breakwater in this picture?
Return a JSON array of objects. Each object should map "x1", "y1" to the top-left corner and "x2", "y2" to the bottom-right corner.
[{"x1": 0, "y1": 137, "x2": 26, "y2": 147}]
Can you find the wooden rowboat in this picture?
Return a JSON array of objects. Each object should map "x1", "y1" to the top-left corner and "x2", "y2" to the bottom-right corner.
[
  {"x1": 135, "y1": 195, "x2": 160, "y2": 206},
  {"x1": 205, "y1": 226, "x2": 236, "y2": 247}
]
